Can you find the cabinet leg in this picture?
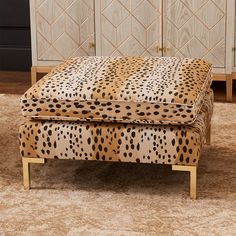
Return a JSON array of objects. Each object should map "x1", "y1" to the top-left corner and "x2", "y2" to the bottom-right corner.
[
  {"x1": 31, "y1": 66, "x2": 37, "y2": 85},
  {"x1": 226, "y1": 75, "x2": 233, "y2": 102},
  {"x1": 172, "y1": 165, "x2": 197, "y2": 200},
  {"x1": 22, "y1": 157, "x2": 45, "y2": 190},
  {"x1": 206, "y1": 124, "x2": 211, "y2": 145}
]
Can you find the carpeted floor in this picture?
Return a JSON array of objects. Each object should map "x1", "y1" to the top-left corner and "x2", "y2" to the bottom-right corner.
[{"x1": 0, "y1": 94, "x2": 236, "y2": 236}]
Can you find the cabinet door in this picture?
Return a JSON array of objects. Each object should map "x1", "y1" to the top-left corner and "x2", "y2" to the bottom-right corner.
[
  {"x1": 99, "y1": 0, "x2": 162, "y2": 56},
  {"x1": 0, "y1": 0, "x2": 31, "y2": 71},
  {"x1": 34, "y1": 0, "x2": 95, "y2": 61},
  {"x1": 163, "y1": 0, "x2": 227, "y2": 68}
]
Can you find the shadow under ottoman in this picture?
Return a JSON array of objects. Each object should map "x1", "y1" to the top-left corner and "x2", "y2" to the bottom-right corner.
[{"x1": 19, "y1": 56, "x2": 213, "y2": 199}]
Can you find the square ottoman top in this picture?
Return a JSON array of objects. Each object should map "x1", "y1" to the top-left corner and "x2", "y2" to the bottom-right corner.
[{"x1": 21, "y1": 56, "x2": 212, "y2": 125}]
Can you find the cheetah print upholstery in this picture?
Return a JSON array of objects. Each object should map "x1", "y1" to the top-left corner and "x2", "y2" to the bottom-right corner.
[
  {"x1": 19, "y1": 90, "x2": 213, "y2": 166},
  {"x1": 21, "y1": 57, "x2": 212, "y2": 125}
]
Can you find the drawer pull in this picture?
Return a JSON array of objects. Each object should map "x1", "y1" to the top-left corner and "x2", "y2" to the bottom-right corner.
[
  {"x1": 89, "y1": 42, "x2": 95, "y2": 48},
  {"x1": 156, "y1": 46, "x2": 170, "y2": 53}
]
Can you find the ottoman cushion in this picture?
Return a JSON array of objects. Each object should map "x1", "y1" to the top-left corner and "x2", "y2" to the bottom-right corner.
[
  {"x1": 21, "y1": 56, "x2": 212, "y2": 125},
  {"x1": 19, "y1": 90, "x2": 213, "y2": 166}
]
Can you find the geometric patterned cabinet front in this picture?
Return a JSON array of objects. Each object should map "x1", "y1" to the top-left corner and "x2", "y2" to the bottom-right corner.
[
  {"x1": 32, "y1": 0, "x2": 95, "y2": 64},
  {"x1": 31, "y1": 0, "x2": 231, "y2": 69},
  {"x1": 97, "y1": 0, "x2": 230, "y2": 70},
  {"x1": 30, "y1": 0, "x2": 235, "y2": 101},
  {"x1": 98, "y1": 0, "x2": 162, "y2": 57},
  {"x1": 163, "y1": 0, "x2": 227, "y2": 69}
]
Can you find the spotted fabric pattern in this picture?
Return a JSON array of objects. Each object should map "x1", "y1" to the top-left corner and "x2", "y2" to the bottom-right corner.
[
  {"x1": 19, "y1": 90, "x2": 213, "y2": 166},
  {"x1": 21, "y1": 56, "x2": 212, "y2": 125}
]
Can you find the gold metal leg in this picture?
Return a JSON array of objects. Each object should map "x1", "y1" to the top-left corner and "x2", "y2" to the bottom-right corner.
[
  {"x1": 22, "y1": 157, "x2": 45, "y2": 190},
  {"x1": 31, "y1": 66, "x2": 37, "y2": 85},
  {"x1": 226, "y1": 74, "x2": 233, "y2": 102},
  {"x1": 172, "y1": 165, "x2": 197, "y2": 200},
  {"x1": 206, "y1": 124, "x2": 211, "y2": 145}
]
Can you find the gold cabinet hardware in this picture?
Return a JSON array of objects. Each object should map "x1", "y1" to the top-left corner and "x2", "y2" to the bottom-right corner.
[
  {"x1": 156, "y1": 46, "x2": 161, "y2": 53},
  {"x1": 162, "y1": 47, "x2": 170, "y2": 53},
  {"x1": 89, "y1": 42, "x2": 95, "y2": 48},
  {"x1": 156, "y1": 46, "x2": 171, "y2": 54}
]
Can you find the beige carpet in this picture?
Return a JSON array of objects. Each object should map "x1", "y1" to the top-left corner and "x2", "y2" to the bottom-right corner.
[{"x1": 0, "y1": 94, "x2": 236, "y2": 236}]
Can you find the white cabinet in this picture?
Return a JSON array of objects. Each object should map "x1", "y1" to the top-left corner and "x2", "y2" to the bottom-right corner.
[
  {"x1": 30, "y1": 0, "x2": 95, "y2": 67},
  {"x1": 97, "y1": 0, "x2": 162, "y2": 57},
  {"x1": 31, "y1": 0, "x2": 234, "y2": 70},
  {"x1": 95, "y1": 0, "x2": 234, "y2": 74},
  {"x1": 163, "y1": 0, "x2": 227, "y2": 68},
  {"x1": 30, "y1": 0, "x2": 235, "y2": 101}
]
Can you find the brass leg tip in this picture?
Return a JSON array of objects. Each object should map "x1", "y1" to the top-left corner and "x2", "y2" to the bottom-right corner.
[{"x1": 24, "y1": 185, "x2": 30, "y2": 190}]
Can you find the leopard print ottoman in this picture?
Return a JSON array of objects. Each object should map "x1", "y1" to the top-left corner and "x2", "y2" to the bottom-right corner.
[
  {"x1": 20, "y1": 90, "x2": 213, "y2": 165},
  {"x1": 21, "y1": 57, "x2": 212, "y2": 125},
  {"x1": 19, "y1": 56, "x2": 213, "y2": 200}
]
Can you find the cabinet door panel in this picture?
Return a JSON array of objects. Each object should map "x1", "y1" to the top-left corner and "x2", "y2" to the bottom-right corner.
[
  {"x1": 35, "y1": 0, "x2": 95, "y2": 61},
  {"x1": 163, "y1": 0, "x2": 227, "y2": 68},
  {"x1": 100, "y1": 0, "x2": 162, "y2": 56}
]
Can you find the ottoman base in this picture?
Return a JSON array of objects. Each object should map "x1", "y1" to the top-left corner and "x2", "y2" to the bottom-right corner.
[
  {"x1": 21, "y1": 121, "x2": 211, "y2": 200},
  {"x1": 19, "y1": 91, "x2": 213, "y2": 199}
]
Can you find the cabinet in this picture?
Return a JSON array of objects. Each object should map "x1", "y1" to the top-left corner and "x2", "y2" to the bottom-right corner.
[
  {"x1": 30, "y1": 0, "x2": 95, "y2": 83},
  {"x1": 96, "y1": 0, "x2": 232, "y2": 72},
  {"x1": 97, "y1": 0, "x2": 162, "y2": 57},
  {"x1": 161, "y1": 0, "x2": 234, "y2": 102},
  {"x1": 0, "y1": 0, "x2": 31, "y2": 71},
  {"x1": 30, "y1": 0, "x2": 235, "y2": 100},
  {"x1": 163, "y1": 0, "x2": 226, "y2": 68}
]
